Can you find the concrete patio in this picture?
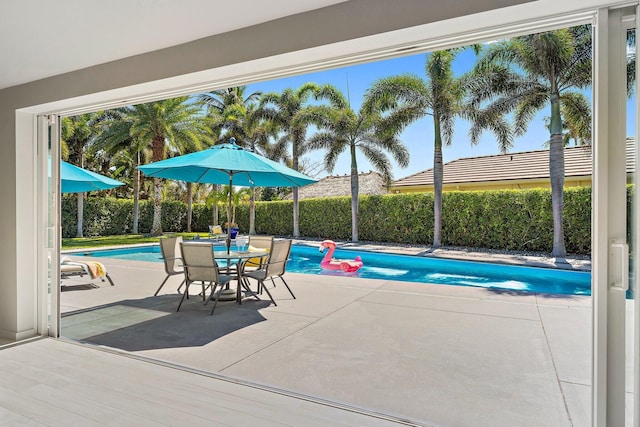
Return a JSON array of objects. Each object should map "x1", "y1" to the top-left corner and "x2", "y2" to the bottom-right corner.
[{"x1": 52, "y1": 251, "x2": 593, "y2": 426}]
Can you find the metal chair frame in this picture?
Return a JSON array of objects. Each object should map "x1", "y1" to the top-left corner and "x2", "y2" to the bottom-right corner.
[{"x1": 154, "y1": 236, "x2": 186, "y2": 296}]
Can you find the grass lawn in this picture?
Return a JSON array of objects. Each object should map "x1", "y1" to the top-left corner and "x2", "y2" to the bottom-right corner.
[{"x1": 62, "y1": 233, "x2": 201, "y2": 250}]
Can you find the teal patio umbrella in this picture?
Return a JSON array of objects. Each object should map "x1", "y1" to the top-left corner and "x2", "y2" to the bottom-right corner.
[
  {"x1": 60, "y1": 160, "x2": 124, "y2": 193},
  {"x1": 138, "y1": 138, "x2": 317, "y2": 251}
]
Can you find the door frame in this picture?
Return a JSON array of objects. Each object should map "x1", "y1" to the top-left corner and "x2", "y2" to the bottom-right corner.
[{"x1": 593, "y1": 6, "x2": 638, "y2": 426}]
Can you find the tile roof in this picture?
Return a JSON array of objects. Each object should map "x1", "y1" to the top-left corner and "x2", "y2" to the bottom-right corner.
[
  {"x1": 393, "y1": 139, "x2": 636, "y2": 188},
  {"x1": 287, "y1": 172, "x2": 387, "y2": 199}
]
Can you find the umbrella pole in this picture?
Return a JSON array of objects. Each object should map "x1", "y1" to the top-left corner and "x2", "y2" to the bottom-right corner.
[{"x1": 227, "y1": 173, "x2": 233, "y2": 254}]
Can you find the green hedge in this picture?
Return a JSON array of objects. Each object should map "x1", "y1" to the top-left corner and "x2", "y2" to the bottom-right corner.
[{"x1": 62, "y1": 186, "x2": 608, "y2": 254}]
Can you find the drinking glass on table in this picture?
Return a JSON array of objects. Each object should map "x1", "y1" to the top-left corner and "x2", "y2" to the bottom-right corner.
[{"x1": 235, "y1": 236, "x2": 248, "y2": 252}]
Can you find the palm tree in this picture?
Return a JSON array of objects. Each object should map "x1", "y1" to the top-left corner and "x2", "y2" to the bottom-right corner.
[
  {"x1": 543, "y1": 102, "x2": 592, "y2": 147},
  {"x1": 298, "y1": 84, "x2": 410, "y2": 242},
  {"x1": 61, "y1": 112, "x2": 106, "y2": 238},
  {"x1": 99, "y1": 97, "x2": 211, "y2": 236},
  {"x1": 364, "y1": 48, "x2": 483, "y2": 247},
  {"x1": 93, "y1": 109, "x2": 151, "y2": 234},
  {"x1": 468, "y1": 25, "x2": 592, "y2": 257},
  {"x1": 627, "y1": 29, "x2": 636, "y2": 97},
  {"x1": 206, "y1": 185, "x2": 251, "y2": 228},
  {"x1": 197, "y1": 86, "x2": 264, "y2": 232},
  {"x1": 197, "y1": 86, "x2": 262, "y2": 142},
  {"x1": 257, "y1": 83, "x2": 319, "y2": 237}
]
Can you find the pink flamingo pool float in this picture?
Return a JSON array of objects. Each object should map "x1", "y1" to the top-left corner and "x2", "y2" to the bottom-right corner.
[{"x1": 319, "y1": 240, "x2": 363, "y2": 273}]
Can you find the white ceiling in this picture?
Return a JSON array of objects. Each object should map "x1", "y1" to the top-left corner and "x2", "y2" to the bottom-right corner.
[{"x1": 0, "y1": 0, "x2": 347, "y2": 90}]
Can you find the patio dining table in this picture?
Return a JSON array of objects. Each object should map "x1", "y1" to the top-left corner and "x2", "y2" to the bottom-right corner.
[{"x1": 213, "y1": 249, "x2": 269, "y2": 304}]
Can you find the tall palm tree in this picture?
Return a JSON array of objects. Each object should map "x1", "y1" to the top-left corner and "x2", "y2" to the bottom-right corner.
[
  {"x1": 364, "y1": 48, "x2": 484, "y2": 247},
  {"x1": 197, "y1": 86, "x2": 264, "y2": 232},
  {"x1": 627, "y1": 29, "x2": 636, "y2": 97},
  {"x1": 468, "y1": 25, "x2": 592, "y2": 257},
  {"x1": 298, "y1": 84, "x2": 410, "y2": 242},
  {"x1": 243, "y1": 104, "x2": 282, "y2": 234},
  {"x1": 99, "y1": 97, "x2": 211, "y2": 236},
  {"x1": 257, "y1": 83, "x2": 319, "y2": 237}
]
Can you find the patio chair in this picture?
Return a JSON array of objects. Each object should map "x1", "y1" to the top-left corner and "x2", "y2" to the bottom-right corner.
[
  {"x1": 244, "y1": 235, "x2": 273, "y2": 270},
  {"x1": 243, "y1": 239, "x2": 294, "y2": 306},
  {"x1": 208, "y1": 225, "x2": 228, "y2": 241},
  {"x1": 154, "y1": 236, "x2": 186, "y2": 296},
  {"x1": 179, "y1": 242, "x2": 233, "y2": 315}
]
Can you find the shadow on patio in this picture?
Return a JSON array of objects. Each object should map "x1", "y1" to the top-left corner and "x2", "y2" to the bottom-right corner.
[{"x1": 62, "y1": 294, "x2": 271, "y2": 351}]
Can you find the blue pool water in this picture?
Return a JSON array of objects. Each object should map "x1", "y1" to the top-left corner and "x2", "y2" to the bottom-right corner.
[{"x1": 70, "y1": 244, "x2": 592, "y2": 295}]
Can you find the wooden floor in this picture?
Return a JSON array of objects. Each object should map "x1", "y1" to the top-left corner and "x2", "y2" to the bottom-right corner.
[{"x1": 0, "y1": 338, "x2": 420, "y2": 426}]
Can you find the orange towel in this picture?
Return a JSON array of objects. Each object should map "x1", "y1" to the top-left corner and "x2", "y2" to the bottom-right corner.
[{"x1": 86, "y1": 261, "x2": 107, "y2": 279}]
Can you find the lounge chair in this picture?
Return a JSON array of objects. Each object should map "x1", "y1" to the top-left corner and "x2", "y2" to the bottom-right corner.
[
  {"x1": 154, "y1": 236, "x2": 186, "y2": 296},
  {"x1": 208, "y1": 225, "x2": 228, "y2": 241},
  {"x1": 60, "y1": 258, "x2": 115, "y2": 286},
  {"x1": 179, "y1": 242, "x2": 233, "y2": 315},
  {"x1": 243, "y1": 239, "x2": 294, "y2": 306}
]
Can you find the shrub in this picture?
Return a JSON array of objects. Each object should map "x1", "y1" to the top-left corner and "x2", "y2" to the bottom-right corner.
[{"x1": 61, "y1": 186, "x2": 603, "y2": 255}]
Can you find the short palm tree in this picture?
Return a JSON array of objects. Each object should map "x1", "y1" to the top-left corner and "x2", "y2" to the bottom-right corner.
[
  {"x1": 61, "y1": 112, "x2": 108, "y2": 238},
  {"x1": 92, "y1": 110, "x2": 150, "y2": 234},
  {"x1": 101, "y1": 97, "x2": 211, "y2": 236},
  {"x1": 299, "y1": 84, "x2": 410, "y2": 242},
  {"x1": 206, "y1": 185, "x2": 251, "y2": 227},
  {"x1": 468, "y1": 25, "x2": 592, "y2": 257},
  {"x1": 364, "y1": 48, "x2": 483, "y2": 247}
]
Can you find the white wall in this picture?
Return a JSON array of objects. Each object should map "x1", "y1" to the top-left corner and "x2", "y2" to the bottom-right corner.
[{"x1": 0, "y1": 0, "x2": 619, "y2": 339}]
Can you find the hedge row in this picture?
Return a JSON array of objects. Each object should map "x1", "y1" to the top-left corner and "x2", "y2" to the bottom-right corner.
[{"x1": 62, "y1": 186, "x2": 612, "y2": 254}]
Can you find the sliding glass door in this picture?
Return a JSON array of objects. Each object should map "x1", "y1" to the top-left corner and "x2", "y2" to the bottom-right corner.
[
  {"x1": 37, "y1": 114, "x2": 60, "y2": 338},
  {"x1": 593, "y1": 6, "x2": 639, "y2": 426}
]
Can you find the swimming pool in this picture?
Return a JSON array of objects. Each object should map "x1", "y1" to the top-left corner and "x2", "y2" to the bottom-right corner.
[{"x1": 69, "y1": 244, "x2": 592, "y2": 295}]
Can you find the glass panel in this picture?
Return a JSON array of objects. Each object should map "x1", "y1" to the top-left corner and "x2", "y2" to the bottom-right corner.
[
  {"x1": 626, "y1": 25, "x2": 637, "y2": 427},
  {"x1": 45, "y1": 116, "x2": 60, "y2": 337}
]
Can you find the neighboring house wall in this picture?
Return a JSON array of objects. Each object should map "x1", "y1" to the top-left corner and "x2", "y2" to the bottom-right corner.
[
  {"x1": 286, "y1": 172, "x2": 387, "y2": 199},
  {"x1": 392, "y1": 140, "x2": 635, "y2": 193},
  {"x1": 394, "y1": 177, "x2": 595, "y2": 193}
]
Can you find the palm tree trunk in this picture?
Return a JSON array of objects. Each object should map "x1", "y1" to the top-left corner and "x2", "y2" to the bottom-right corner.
[
  {"x1": 249, "y1": 185, "x2": 256, "y2": 235},
  {"x1": 186, "y1": 182, "x2": 193, "y2": 233},
  {"x1": 350, "y1": 143, "x2": 359, "y2": 242},
  {"x1": 151, "y1": 177, "x2": 163, "y2": 236},
  {"x1": 433, "y1": 115, "x2": 443, "y2": 248},
  {"x1": 549, "y1": 94, "x2": 566, "y2": 257},
  {"x1": 132, "y1": 155, "x2": 140, "y2": 234},
  {"x1": 76, "y1": 153, "x2": 85, "y2": 237},
  {"x1": 150, "y1": 136, "x2": 164, "y2": 236},
  {"x1": 212, "y1": 184, "x2": 219, "y2": 225},
  {"x1": 76, "y1": 192, "x2": 84, "y2": 238},
  {"x1": 292, "y1": 147, "x2": 300, "y2": 237},
  {"x1": 292, "y1": 188, "x2": 300, "y2": 237}
]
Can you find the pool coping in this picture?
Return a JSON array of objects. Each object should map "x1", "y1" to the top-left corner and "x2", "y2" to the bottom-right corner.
[{"x1": 62, "y1": 237, "x2": 592, "y2": 272}]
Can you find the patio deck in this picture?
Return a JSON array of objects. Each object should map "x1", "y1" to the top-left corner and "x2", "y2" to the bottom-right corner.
[{"x1": 6, "y1": 251, "x2": 594, "y2": 426}]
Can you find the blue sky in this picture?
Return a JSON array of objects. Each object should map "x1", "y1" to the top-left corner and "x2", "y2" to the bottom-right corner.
[
  {"x1": 246, "y1": 50, "x2": 551, "y2": 180},
  {"x1": 247, "y1": 49, "x2": 636, "y2": 181}
]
